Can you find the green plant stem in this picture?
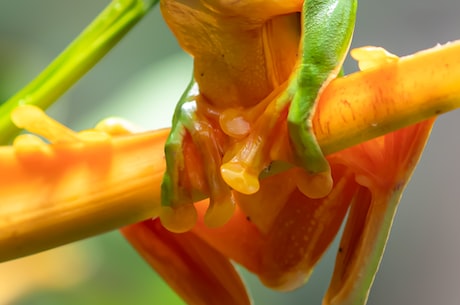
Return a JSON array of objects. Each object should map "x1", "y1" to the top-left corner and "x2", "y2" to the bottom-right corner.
[{"x1": 0, "y1": 0, "x2": 158, "y2": 143}]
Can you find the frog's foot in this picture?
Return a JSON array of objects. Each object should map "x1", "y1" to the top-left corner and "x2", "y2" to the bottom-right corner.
[
  {"x1": 160, "y1": 122, "x2": 198, "y2": 233},
  {"x1": 218, "y1": 99, "x2": 270, "y2": 139},
  {"x1": 159, "y1": 204, "x2": 198, "y2": 234},
  {"x1": 220, "y1": 127, "x2": 272, "y2": 195},
  {"x1": 287, "y1": 90, "x2": 333, "y2": 199},
  {"x1": 219, "y1": 89, "x2": 289, "y2": 196},
  {"x1": 220, "y1": 112, "x2": 333, "y2": 199},
  {"x1": 219, "y1": 86, "x2": 333, "y2": 199},
  {"x1": 160, "y1": 132, "x2": 236, "y2": 232},
  {"x1": 292, "y1": 167, "x2": 333, "y2": 199},
  {"x1": 160, "y1": 101, "x2": 236, "y2": 232}
]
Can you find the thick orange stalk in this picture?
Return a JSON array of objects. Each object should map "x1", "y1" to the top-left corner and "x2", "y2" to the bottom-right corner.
[
  {"x1": 0, "y1": 128, "x2": 168, "y2": 261},
  {"x1": 0, "y1": 41, "x2": 459, "y2": 261},
  {"x1": 315, "y1": 42, "x2": 460, "y2": 154}
]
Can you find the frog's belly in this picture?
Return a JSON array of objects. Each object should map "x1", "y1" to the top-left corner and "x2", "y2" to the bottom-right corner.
[
  {"x1": 192, "y1": 17, "x2": 300, "y2": 108},
  {"x1": 194, "y1": 52, "x2": 274, "y2": 108}
]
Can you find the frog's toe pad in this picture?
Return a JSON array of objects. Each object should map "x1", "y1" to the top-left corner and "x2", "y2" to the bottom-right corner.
[
  {"x1": 221, "y1": 162, "x2": 260, "y2": 195},
  {"x1": 295, "y1": 169, "x2": 333, "y2": 199},
  {"x1": 219, "y1": 108, "x2": 251, "y2": 138},
  {"x1": 204, "y1": 195, "x2": 236, "y2": 228},
  {"x1": 159, "y1": 204, "x2": 198, "y2": 233}
]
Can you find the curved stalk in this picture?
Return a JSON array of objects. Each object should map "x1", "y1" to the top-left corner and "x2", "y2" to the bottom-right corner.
[{"x1": 0, "y1": 41, "x2": 459, "y2": 262}]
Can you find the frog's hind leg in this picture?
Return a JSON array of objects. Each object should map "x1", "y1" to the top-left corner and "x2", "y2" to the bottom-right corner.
[
  {"x1": 219, "y1": 85, "x2": 292, "y2": 196},
  {"x1": 160, "y1": 84, "x2": 235, "y2": 232},
  {"x1": 160, "y1": 112, "x2": 198, "y2": 233},
  {"x1": 185, "y1": 111, "x2": 236, "y2": 229}
]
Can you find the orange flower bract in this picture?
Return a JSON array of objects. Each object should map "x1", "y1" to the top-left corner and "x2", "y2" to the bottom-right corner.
[
  {"x1": 122, "y1": 119, "x2": 434, "y2": 305},
  {"x1": 3, "y1": 40, "x2": 460, "y2": 304}
]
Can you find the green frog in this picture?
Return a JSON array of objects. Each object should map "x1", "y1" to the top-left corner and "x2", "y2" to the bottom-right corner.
[{"x1": 159, "y1": 0, "x2": 357, "y2": 232}]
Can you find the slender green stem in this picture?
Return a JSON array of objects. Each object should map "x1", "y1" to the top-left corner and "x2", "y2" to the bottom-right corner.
[{"x1": 0, "y1": 0, "x2": 159, "y2": 143}]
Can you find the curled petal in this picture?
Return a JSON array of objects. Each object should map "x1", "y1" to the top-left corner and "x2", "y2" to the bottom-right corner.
[
  {"x1": 324, "y1": 120, "x2": 435, "y2": 305},
  {"x1": 122, "y1": 219, "x2": 251, "y2": 305},
  {"x1": 192, "y1": 167, "x2": 358, "y2": 291}
]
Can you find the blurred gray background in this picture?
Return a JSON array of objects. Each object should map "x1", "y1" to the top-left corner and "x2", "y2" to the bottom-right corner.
[{"x1": 1, "y1": 1, "x2": 460, "y2": 304}]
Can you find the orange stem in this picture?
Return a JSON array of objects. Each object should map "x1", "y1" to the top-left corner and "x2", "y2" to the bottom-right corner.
[{"x1": 0, "y1": 41, "x2": 459, "y2": 261}]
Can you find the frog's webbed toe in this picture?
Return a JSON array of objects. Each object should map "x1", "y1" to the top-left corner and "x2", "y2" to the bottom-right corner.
[
  {"x1": 160, "y1": 99, "x2": 236, "y2": 232},
  {"x1": 219, "y1": 85, "x2": 333, "y2": 200}
]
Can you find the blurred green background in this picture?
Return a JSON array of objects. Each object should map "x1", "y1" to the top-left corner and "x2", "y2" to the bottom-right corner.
[{"x1": 1, "y1": 1, "x2": 460, "y2": 304}]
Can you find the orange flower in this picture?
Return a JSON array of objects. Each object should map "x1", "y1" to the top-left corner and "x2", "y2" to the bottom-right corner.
[
  {"x1": 3, "y1": 41, "x2": 460, "y2": 305},
  {"x1": 122, "y1": 119, "x2": 433, "y2": 305},
  {"x1": 122, "y1": 48, "x2": 436, "y2": 304}
]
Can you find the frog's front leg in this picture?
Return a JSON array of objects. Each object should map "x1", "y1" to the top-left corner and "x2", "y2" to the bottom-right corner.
[
  {"x1": 287, "y1": 0, "x2": 357, "y2": 198},
  {"x1": 221, "y1": 0, "x2": 357, "y2": 199},
  {"x1": 161, "y1": 80, "x2": 235, "y2": 233}
]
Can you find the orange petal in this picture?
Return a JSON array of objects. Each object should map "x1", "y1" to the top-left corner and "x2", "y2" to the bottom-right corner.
[
  {"x1": 192, "y1": 166, "x2": 358, "y2": 291},
  {"x1": 257, "y1": 166, "x2": 357, "y2": 291},
  {"x1": 122, "y1": 219, "x2": 251, "y2": 305},
  {"x1": 192, "y1": 199, "x2": 264, "y2": 276},
  {"x1": 324, "y1": 119, "x2": 435, "y2": 305},
  {"x1": 323, "y1": 187, "x2": 395, "y2": 305}
]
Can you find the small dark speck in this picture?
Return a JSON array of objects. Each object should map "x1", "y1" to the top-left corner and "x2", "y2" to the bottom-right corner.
[
  {"x1": 246, "y1": 216, "x2": 251, "y2": 222},
  {"x1": 393, "y1": 181, "x2": 404, "y2": 192},
  {"x1": 264, "y1": 162, "x2": 273, "y2": 173},
  {"x1": 200, "y1": 72, "x2": 204, "y2": 77},
  {"x1": 434, "y1": 109, "x2": 442, "y2": 115},
  {"x1": 338, "y1": 247, "x2": 343, "y2": 253}
]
